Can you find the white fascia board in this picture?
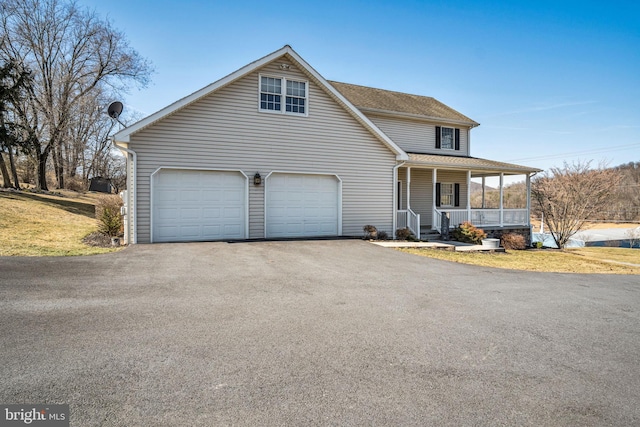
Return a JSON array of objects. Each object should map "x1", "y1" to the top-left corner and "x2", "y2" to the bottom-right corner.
[
  {"x1": 406, "y1": 160, "x2": 541, "y2": 175},
  {"x1": 113, "y1": 46, "x2": 298, "y2": 143}
]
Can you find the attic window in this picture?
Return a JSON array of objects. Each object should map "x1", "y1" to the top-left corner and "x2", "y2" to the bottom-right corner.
[{"x1": 259, "y1": 75, "x2": 307, "y2": 115}]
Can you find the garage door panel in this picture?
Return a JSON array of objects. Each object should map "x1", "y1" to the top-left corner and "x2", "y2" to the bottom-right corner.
[
  {"x1": 153, "y1": 169, "x2": 246, "y2": 242},
  {"x1": 157, "y1": 207, "x2": 179, "y2": 221},
  {"x1": 224, "y1": 190, "x2": 243, "y2": 203},
  {"x1": 202, "y1": 189, "x2": 223, "y2": 202},
  {"x1": 180, "y1": 208, "x2": 201, "y2": 220},
  {"x1": 223, "y1": 207, "x2": 242, "y2": 218},
  {"x1": 202, "y1": 208, "x2": 221, "y2": 219},
  {"x1": 266, "y1": 173, "x2": 339, "y2": 238},
  {"x1": 157, "y1": 189, "x2": 179, "y2": 202}
]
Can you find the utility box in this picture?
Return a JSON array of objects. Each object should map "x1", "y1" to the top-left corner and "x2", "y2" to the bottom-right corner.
[{"x1": 441, "y1": 212, "x2": 450, "y2": 240}]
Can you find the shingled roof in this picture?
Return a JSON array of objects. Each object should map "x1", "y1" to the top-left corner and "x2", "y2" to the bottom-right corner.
[
  {"x1": 328, "y1": 81, "x2": 479, "y2": 127},
  {"x1": 407, "y1": 153, "x2": 541, "y2": 174}
]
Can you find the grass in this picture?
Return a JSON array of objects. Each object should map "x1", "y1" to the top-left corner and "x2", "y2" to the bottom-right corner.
[
  {"x1": 399, "y1": 247, "x2": 640, "y2": 275},
  {"x1": 0, "y1": 190, "x2": 121, "y2": 256}
]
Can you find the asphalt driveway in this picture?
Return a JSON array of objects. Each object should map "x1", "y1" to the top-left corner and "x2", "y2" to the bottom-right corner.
[{"x1": 1, "y1": 240, "x2": 639, "y2": 426}]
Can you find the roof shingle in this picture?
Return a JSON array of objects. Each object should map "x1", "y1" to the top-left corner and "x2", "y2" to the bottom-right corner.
[
  {"x1": 329, "y1": 81, "x2": 479, "y2": 126},
  {"x1": 407, "y1": 153, "x2": 541, "y2": 174}
]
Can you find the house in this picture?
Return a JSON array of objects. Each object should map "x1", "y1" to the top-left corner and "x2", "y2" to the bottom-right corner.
[{"x1": 113, "y1": 46, "x2": 540, "y2": 244}]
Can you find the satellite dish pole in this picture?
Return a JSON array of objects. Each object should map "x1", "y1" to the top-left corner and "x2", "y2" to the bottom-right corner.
[{"x1": 107, "y1": 101, "x2": 125, "y2": 127}]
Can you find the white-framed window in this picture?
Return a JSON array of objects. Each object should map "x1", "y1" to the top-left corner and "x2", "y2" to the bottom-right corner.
[
  {"x1": 259, "y1": 75, "x2": 307, "y2": 115},
  {"x1": 436, "y1": 126, "x2": 460, "y2": 151},
  {"x1": 440, "y1": 183, "x2": 454, "y2": 206},
  {"x1": 441, "y1": 127, "x2": 454, "y2": 150},
  {"x1": 260, "y1": 76, "x2": 282, "y2": 111}
]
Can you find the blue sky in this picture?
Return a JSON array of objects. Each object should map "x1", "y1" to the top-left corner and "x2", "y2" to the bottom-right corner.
[{"x1": 83, "y1": 0, "x2": 639, "y2": 173}]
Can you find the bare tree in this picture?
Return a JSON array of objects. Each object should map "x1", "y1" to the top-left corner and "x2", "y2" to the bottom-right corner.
[
  {"x1": 625, "y1": 227, "x2": 640, "y2": 249},
  {"x1": 0, "y1": 0, "x2": 151, "y2": 190},
  {"x1": 532, "y1": 161, "x2": 622, "y2": 248},
  {"x1": 0, "y1": 59, "x2": 31, "y2": 189},
  {"x1": 613, "y1": 162, "x2": 640, "y2": 221}
]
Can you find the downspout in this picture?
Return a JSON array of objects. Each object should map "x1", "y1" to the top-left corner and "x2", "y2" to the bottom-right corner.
[
  {"x1": 527, "y1": 171, "x2": 539, "y2": 240},
  {"x1": 113, "y1": 140, "x2": 137, "y2": 244},
  {"x1": 467, "y1": 170, "x2": 471, "y2": 223},
  {"x1": 393, "y1": 161, "x2": 406, "y2": 238}
]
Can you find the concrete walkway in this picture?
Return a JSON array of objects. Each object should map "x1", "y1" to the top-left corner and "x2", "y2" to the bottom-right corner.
[{"x1": 371, "y1": 240, "x2": 506, "y2": 252}]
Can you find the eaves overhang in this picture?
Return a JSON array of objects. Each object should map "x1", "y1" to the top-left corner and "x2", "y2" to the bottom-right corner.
[
  {"x1": 359, "y1": 107, "x2": 480, "y2": 128},
  {"x1": 405, "y1": 153, "x2": 542, "y2": 175}
]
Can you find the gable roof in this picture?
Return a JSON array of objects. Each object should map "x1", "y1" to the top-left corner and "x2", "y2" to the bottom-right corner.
[
  {"x1": 329, "y1": 81, "x2": 479, "y2": 127},
  {"x1": 113, "y1": 45, "x2": 408, "y2": 160}
]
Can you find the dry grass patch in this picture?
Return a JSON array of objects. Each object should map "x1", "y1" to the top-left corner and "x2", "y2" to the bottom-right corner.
[
  {"x1": 399, "y1": 247, "x2": 640, "y2": 274},
  {"x1": 568, "y1": 247, "x2": 640, "y2": 266},
  {"x1": 0, "y1": 190, "x2": 121, "y2": 256}
]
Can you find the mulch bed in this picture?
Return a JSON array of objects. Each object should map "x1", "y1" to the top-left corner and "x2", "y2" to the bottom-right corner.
[{"x1": 83, "y1": 232, "x2": 115, "y2": 247}]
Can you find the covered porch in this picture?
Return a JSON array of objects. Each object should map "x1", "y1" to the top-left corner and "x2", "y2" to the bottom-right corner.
[{"x1": 394, "y1": 154, "x2": 541, "y2": 240}]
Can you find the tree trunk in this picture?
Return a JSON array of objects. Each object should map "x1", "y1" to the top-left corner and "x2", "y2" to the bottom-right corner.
[
  {"x1": 0, "y1": 150, "x2": 12, "y2": 188},
  {"x1": 8, "y1": 146, "x2": 20, "y2": 190},
  {"x1": 53, "y1": 142, "x2": 64, "y2": 189},
  {"x1": 36, "y1": 147, "x2": 50, "y2": 191}
]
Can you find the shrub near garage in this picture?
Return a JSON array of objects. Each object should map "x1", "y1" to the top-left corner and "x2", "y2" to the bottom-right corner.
[{"x1": 95, "y1": 195, "x2": 123, "y2": 237}]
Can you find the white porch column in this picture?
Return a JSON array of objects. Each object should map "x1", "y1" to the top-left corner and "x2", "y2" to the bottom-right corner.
[
  {"x1": 526, "y1": 173, "x2": 532, "y2": 227},
  {"x1": 481, "y1": 176, "x2": 486, "y2": 209},
  {"x1": 432, "y1": 168, "x2": 437, "y2": 211},
  {"x1": 499, "y1": 173, "x2": 504, "y2": 227},
  {"x1": 467, "y1": 170, "x2": 471, "y2": 222},
  {"x1": 407, "y1": 167, "x2": 411, "y2": 211}
]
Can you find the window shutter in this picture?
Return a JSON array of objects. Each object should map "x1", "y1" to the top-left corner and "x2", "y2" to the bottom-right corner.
[
  {"x1": 455, "y1": 129, "x2": 460, "y2": 151},
  {"x1": 454, "y1": 183, "x2": 460, "y2": 207},
  {"x1": 435, "y1": 126, "x2": 441, "y2": 149},
  {"x1": 436, "y1": 182, "x2": 441, "y2": 207}
]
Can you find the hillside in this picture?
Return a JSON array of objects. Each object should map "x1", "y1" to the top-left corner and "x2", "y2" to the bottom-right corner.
[{"x1": 0, "y1": 189, "x2": 120, "y2": 256}]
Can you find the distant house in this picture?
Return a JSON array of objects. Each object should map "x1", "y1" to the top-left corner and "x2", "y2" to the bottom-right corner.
[
  {"x1": 113, "y1": 45, "x2": 540, "y2": 244},
  {"x1": 88, "y1": 176, "x2": 113, "y2": 193}
]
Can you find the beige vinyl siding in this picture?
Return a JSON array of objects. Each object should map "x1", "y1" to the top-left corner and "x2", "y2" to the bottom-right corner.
[
  {"x1": 398, "y1": 168, "x2": 468, "y2": 227},
  {"x1": 397, "y1": 168, "x2": 407, "y2": 210},
  {"x1": 437, "y1": 169, "x2": 468, "y2": 209},
  {"x1": 248, "y1": 183, "x2": 264, "y2": 238},
  {"x1": 407, "y1": 169, "x2": 433, "y2": 226},
  {"x1": 367, "y1": 114, "x2": 469, "y2": 156},
  {"x1": 128, "y1": 58, "x2": 396, "y2": 242}
]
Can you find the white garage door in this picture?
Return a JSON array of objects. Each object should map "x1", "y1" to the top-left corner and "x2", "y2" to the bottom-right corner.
[
  {"x1": 152, "y1": 169, "x2": 246, "y2": 242},
  {"x1": 266, "y1": 173, "x2": 339, "y2": 238}
]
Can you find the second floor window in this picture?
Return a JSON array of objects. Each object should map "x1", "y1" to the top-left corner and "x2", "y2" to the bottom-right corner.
[
  {"x1": 260, "y1": 75, "x2": 307, "y2": 115},
  {"x1": 436, "y1": 126, "x2": 461, "y2": 150},
  {"x1": 441, "y1": 127, "x2": 454, "y2": 149}
]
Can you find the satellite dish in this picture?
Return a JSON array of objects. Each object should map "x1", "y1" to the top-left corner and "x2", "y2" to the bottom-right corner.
[{"x1": 107, "y1": 101, "x2": 123, "y2": 119}]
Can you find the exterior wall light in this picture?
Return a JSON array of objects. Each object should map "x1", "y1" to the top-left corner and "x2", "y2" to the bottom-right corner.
[{"x1": 254, "y1": 172, "x2": 262, "y2": 186}]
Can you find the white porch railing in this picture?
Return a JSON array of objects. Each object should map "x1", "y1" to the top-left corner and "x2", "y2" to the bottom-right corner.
[
  {"x1": 433, "y1": 208, "x2": 529, "y2": 232},
  {"x1": 397, "y1": 209, "x2": 420, "y2": 239}
]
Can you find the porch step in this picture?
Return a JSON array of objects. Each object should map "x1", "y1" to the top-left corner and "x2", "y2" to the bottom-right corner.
[{"x1": 418, "y1": 228, "x2": 441, "y2": 241}]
